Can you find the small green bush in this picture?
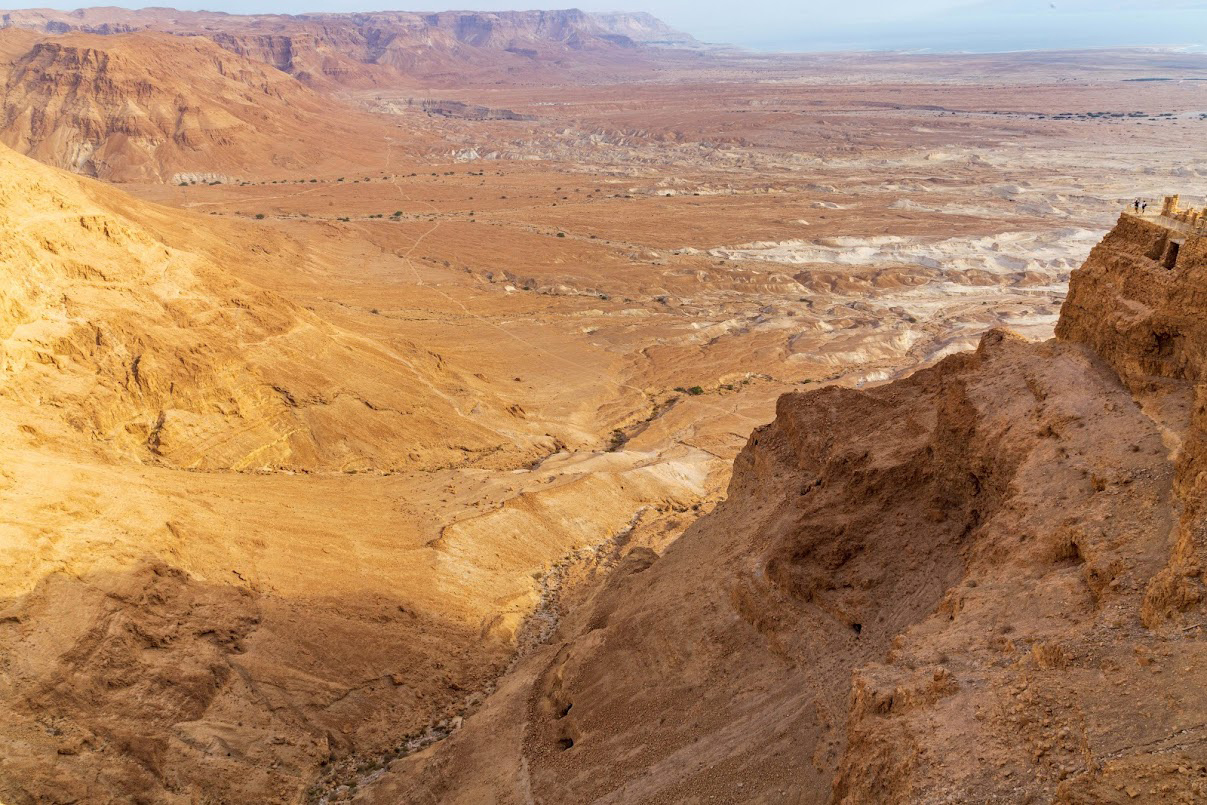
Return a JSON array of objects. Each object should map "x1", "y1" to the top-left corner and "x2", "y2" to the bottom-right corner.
[{"x1": 608, "y1": 429, "x2": 627, "y2": 451}]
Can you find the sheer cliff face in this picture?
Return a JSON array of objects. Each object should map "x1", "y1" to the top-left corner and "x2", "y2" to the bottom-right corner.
[
  {"x1": 365, "y1": 216, "x2": 1207, "y2": 802},
  {"x1": 1057, "y1": 214, "x2": 1207, "y2": 387},
  {"x1": 0, "y1": 31, "x2": 394, "y2": 180},
  {"x1": 1057, "y1": 214, "x2": 1207, "y2": 631},
  {"x1": 192, "y1": 11, "x2": 663, "y2": 86}
]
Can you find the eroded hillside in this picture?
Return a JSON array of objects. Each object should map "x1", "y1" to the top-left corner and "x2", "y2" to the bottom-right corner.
[
  {"x1": 0, "y1": 9, "x2": 694, "y2": 87},
  {"x1": 0, "y1": 145, "x2": 549, "y2": 471},
  {"x1": 0, "y1": 29, "x2": 398, "y2": 180},
  {"x1": 0, "y1": 141, "x2": 732, "y2": 804},
  {"x1": 361, "y1": 214, "x2": 1207, "y2": 802}
]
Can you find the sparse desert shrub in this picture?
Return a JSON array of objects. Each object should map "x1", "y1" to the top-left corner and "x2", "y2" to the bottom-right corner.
[
  {"x1": 557, "y1": 232, "x2": 566, "y2": 238},
  {"x1": 688, "y1": 386, "x2": 704, "y2": 396},
  {"x1": 255, "y1": 213, "x2": 265, "y2": 219}
]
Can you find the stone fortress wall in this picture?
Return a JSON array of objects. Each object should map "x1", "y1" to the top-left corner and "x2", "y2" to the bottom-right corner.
[
  {"x1": 1122, "y1": 194, "x2": 1207, "y2": 271},
  {"x1": 1158, "y1": 194, "x2": 1207, "y2": 234}
]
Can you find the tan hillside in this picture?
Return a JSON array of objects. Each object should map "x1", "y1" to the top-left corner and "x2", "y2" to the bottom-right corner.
[
  {"x1": 0, "y1": 140, "x2": 569, "y2": 805},
  {"x1": 0, "y1": 29, "x2": 394, "y2": 180},
  {"x1": 0, "y1": 142, "x2": 544, "y2": 471},
  {"x1": 362, "y1": 212, "x2": 1207, "y2": 802},
  {"x1": 0, "y1": 139, "x2": 722, "y2": 804}
]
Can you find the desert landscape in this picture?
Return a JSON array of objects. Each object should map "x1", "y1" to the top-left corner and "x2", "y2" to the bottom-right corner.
[{"x1": 0, "y1": 6, "x2": 1204, "y2": 803}]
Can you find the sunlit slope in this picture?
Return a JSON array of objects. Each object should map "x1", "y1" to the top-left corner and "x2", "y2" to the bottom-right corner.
[{"x1": 0, "y1": 143, "x2": 545, "y2": 471}]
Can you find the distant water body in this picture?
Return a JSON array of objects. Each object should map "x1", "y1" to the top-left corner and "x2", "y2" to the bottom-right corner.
[{"x1": 748, "y1": 10, "x2": 1207, "y2": 54}]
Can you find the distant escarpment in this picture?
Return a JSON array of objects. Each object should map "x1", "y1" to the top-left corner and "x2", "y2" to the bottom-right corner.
[
  {"x1": 0, "y1": 9, "x2": 699, "y2": 87},
  {"x1": 0, "y1": 30, "x2": 393, "y2": 180},
  {"x1": 364, "y1": 209, "x2": 1207, "y2": 803}
]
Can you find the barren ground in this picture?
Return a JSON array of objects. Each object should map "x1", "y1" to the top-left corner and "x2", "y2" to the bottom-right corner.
[{"x1": 1, "y1": 41, "x2": 1205, "y2": 803}]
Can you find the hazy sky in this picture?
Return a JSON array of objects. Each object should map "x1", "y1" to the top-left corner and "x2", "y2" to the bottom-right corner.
[{"x1": 15, "y1": 0, "x2": 1207, "y2": 51}]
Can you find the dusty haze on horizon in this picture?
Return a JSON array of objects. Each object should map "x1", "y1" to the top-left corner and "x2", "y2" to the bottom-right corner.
[{"x1": 5, "y1": 0, "x2": 1206, "y2": 50}]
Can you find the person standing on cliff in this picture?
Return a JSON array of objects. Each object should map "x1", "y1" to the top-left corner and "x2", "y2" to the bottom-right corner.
[
  {"x1": 1143, "y1": 201, "x2": 1149, "y2": 214},
  {"x1": 1135, "y1": 199, "x2": 1141, "y2": 213}
]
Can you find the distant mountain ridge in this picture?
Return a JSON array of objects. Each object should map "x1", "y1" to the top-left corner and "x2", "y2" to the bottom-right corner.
[
  {"x1": 0, "y1": 7, "x2": 701, "y2": 85},
  {"x1": 0, "y1": 28, "x2": 399, "y2": 179}
]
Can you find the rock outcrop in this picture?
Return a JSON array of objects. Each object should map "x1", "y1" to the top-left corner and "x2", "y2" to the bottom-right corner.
[
  {"x1": 361, "y1": 211, "x2": 1207, "y2": 802},
  {"x1": 1056, "y1": 212, "x2": 1207, "y2": 630}
]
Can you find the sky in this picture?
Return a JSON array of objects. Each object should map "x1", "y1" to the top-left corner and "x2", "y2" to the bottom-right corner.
[{"x1": 13, "y1": 0, "x2": 1207, "y2": 51}]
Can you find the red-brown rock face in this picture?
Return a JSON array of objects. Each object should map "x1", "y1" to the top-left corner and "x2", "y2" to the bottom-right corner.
[
  {"x1": 0, "y1": 30, "x2": 399, "y2": 180},
  {"x1": 1058, "y1": 212, "x2": 1207, "y2": 629},
  {"x1": 360, "y1": 212, "x2": 1207, "y2": 803}
]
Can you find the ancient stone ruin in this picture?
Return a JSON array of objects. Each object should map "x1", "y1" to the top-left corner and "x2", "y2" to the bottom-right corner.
[
  {"x1": 1157, "y1": 194, "x2": 1207, "y2": 234},
  {"x1": 1129, "y1": 194, "x2": 1207, "y2": 270}
]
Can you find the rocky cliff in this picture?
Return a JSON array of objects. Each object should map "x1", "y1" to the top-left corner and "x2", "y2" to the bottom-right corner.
[
  {"x1": 1056, "y1": 213, "x2": 1207, "y2": 632},
  {"x1": 361, "y1": 212, "x2": 1207, "y2": 802},
  {"x1": 0, "y1": 9, "x2": 698, "y2": 86},
  {"x1": 0, "y1": 30, "x2": 393, "y2": 180},
  {"x1": 591, "y1": 11, "x2": 701, "y2": 47}
]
